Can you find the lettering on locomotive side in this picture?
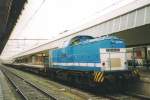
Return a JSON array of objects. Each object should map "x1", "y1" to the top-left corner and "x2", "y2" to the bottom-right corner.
[{"x1": 106, "y1": 48, "x2": 120, "y2": 52}]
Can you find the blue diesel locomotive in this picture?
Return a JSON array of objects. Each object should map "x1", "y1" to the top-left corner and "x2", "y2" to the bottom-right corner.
[{"x1": 48, "y1": 35, "x2": 139, "y2": 85}]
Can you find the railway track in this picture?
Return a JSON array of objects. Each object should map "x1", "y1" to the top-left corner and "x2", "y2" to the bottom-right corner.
[
  {"x1": 1, "y1": 64, "x2": 150, "y2": 100},
  {"x1": 1, "y1": 65, "x2": 97, "y2": 100},
  {"x1": 104, "y1": 92, "x2": 150, "y2": 100},
  {"x1": 99, "y1": 88, "x2": 150, "y2": 100},
  {"x1": 0, "y1": 67, "x2": 56, "y2": 100},
  {"x1": 103, "y1": 93, "x2": 138, "y2": 100},
  {"x1": 124, "y1": 92, "x2": 150, "y2": 100}
]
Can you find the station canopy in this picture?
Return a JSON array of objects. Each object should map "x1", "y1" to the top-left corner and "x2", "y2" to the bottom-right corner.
[{"x1": 0, "y1": 0, "x2": 27, "y2": 54}]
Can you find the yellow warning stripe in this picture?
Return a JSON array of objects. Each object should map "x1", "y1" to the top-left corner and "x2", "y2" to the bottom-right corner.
[
  {"x1": 94, "y1": 72, "x2": 104, "y2": 83},
  {"x1": 101, "y1": 77, "x2": 104, "y2": 82},
  {"x1": 95, "y1": 72, "x2": 101, "y2": 81},
  {"x1": 94, "y1": 72, "x2": 99, "y2": 81},
  {"x1": 96, "y1": 72, "x2": 102, "y2": 81},
  {"x1": 136, "y1": 69, "x2": 139, "y2": 73},
  {"x1": 97, "y1": 72, "x2": 104, "y2": 82},
  {"x1": 132, "y1": 69, "x2": 139, "y2": 75},
  {"x1": 94, "y1": 72, "x2": 98, "y2": 81},
  {"x1": 134, "y1": 70, "x2": 137, "y2": 74}
]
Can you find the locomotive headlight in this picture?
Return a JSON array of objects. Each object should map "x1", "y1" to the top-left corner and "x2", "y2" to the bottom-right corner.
[
  {"x1": 102, "y1": 62, "x2": 105, "y2": 66},
  {"x1": 101, "y1": 62, "x2": 106, "y2": 71}
]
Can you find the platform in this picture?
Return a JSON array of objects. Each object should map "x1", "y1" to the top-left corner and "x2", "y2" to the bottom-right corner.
[
  {"x1": 13, "y1": 63, "x2": 44, "y2": 69},
  {"x1": 0, "y1": 67, "x2": 16, "y2": 100},
  {"x1": 0, "y1": 70, "x2": 4, "y2": 100},
  {"x1": 139, "y1": 68, "x2": 150, "y2": 83}
]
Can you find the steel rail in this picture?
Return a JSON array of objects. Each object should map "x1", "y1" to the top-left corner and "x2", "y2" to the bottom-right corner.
[
  {"x1": 2, "y1": 70, "x2": 28, "y2": 100},
  {"x1": 10, "y1": 70, "x2": 56, "y2": 99},
  {"x1": 1, "y1": 67, "x2": 56, "y2": 100},
  {"x1": 124, "y1": 92, "x2": 150, "y2": 100}
]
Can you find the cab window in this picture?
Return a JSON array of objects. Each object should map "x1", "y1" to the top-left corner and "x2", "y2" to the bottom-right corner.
[
  {"x1": 69, "y1": 36, "x2": 94, "y2": 46},
  {"x1": 70, "y1": 38, "x2": 80, "y2": 46}
]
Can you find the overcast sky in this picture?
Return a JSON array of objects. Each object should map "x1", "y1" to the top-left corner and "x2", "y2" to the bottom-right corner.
[{"x1": 1, "y1": 0, "x2": 135, "y2": 59}]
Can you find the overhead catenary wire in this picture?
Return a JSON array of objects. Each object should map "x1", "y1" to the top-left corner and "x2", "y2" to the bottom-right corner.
[
  {"x1": 19, "y1": 0, "x2": 46, "y2": 34},
  {"x1": 6, "y1": 0, "x2": 47, "y2": 50}
]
